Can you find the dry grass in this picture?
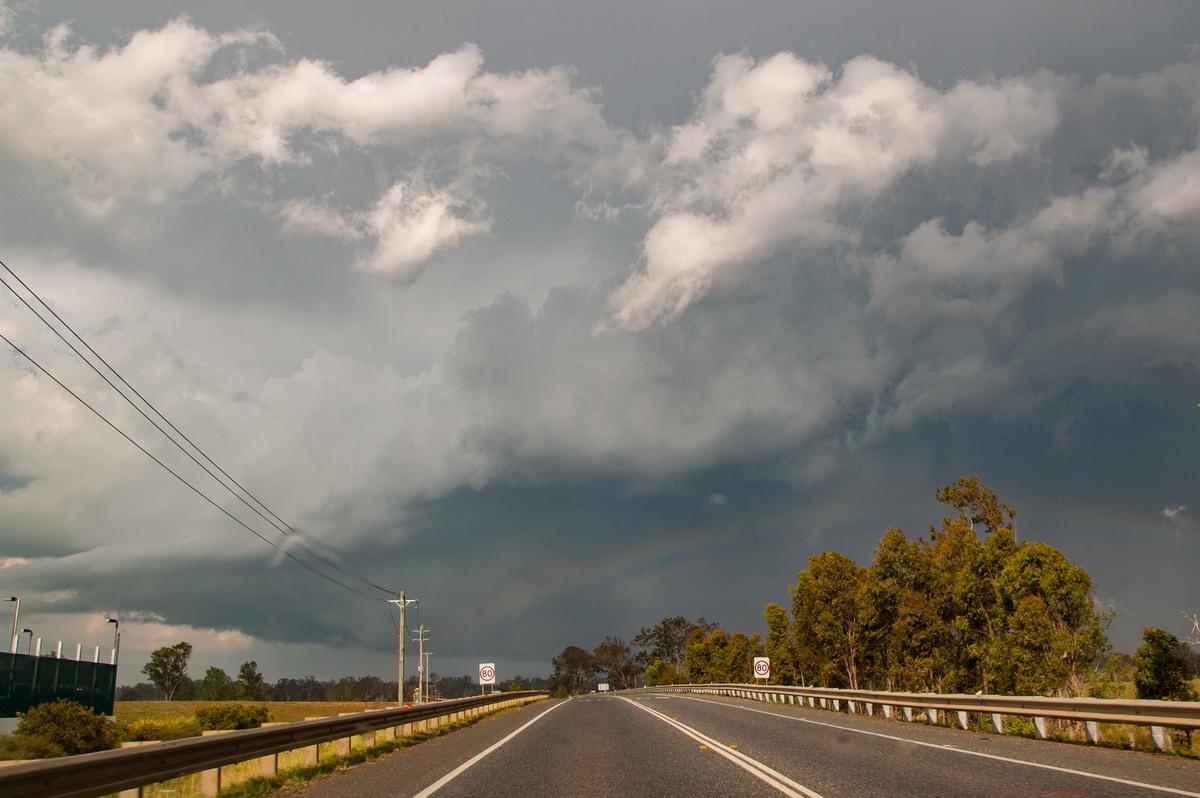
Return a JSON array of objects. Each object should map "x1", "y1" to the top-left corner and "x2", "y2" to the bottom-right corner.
[{"x1": 114, "y1": 701, "x2": 397, "y2": 724}]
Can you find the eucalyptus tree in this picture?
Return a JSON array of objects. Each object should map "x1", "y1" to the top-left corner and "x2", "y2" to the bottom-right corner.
[{"x1": 141, "y1": 641, "x2": 193, "y2": 701}]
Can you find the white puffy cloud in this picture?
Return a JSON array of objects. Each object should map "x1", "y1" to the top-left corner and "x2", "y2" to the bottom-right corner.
[
  {"x1": 278, "y1": 181, "x2": 491, "y2": 280},
  {"x1": 0, "y1": 21, "x2": 617, "y2": 279},
  {"x1": 604, "y1": 53, "x2": 1062, "y2": 329}
]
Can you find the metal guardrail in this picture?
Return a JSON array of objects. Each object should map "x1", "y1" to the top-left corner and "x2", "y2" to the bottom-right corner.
[
  {"x1": 630, "y1": 683, "x2": 1200, "y2": 751},
  {"x1": 0, "y1": 691, "x2": 548, "y2": 798}
]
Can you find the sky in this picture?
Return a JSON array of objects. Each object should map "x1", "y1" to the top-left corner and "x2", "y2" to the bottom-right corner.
[{"x1": 0, "y1": 0, "x2": 1198, "y2": 687}]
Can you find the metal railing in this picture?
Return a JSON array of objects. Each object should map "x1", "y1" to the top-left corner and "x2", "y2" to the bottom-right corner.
[
  {"x1": 0, "y1": 691, "x2": 547, "y2": 798},
  {"x1": 629, "y1": 683, "x2": 1200, "y2": 750}
]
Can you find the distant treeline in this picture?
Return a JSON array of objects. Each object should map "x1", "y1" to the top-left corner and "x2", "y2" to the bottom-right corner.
[{"x1": 119, "y1": 672, "x2": 548, "y2": 702}]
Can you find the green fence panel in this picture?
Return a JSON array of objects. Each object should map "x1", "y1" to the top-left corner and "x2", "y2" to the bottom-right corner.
[{"x1": 0, "y1": 651, "x2": 115, "y2": 717}]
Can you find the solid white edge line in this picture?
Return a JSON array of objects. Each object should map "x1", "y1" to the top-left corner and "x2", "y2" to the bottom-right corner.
[
  {"x1": 675, "y1": 694, "x2": 1200, "y2": 798},
  {"x1": 620, "y1": 696, "x2": 826, "y2": 798},
  {"x1": 410, "y1": 699, "x2": 568, "y2": 798}
]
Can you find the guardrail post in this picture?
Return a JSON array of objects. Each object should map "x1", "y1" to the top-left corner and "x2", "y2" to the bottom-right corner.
[
  {"x1": 847, "y1": 701, "x2": 856, "y2": 714},
  {"x1": 1150, "y1": 726, "x2": 1171, "y2": 752},
  {"x1": 117, "y1": 741, "x2": 156, "y2": 797},
  {"x1": 957, "y1": 711, "x2": 969, "y2": 730},
  {"x1": 1085, "y1": 721, "x2": 1100, "y2": 744},
  {"x1": 882, "y1": 705, "x2": 892, "y2": 719},
  {"x1": 926, "y1": 709, "x2": 938, "y2": 725},
  {"x1": 303, "y1": 717, "x2": 325, "y2": 763},
  {"x1": 865, "y1": 702, "x2": 874, "y2": 717},
  {"x1": 1033, "y1": 717, "x2": 1047, "y2": 740},
  {"x1": 199, "y1": 730, "x2": 229, "y2": 797},
  {"x1": 991, "y1": 713, "x2": 1003, "y2": 734},
  {"x1": 902, "y1": 706, "x2": 913, "y2": 723},
  {"x1": 259, "y1": 723, "x2": 288, "y2": 777}
]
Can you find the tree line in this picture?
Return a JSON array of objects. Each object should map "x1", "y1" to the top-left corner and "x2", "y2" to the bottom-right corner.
[
  {"x1": 126, "y1": 639, "x2": 546, "y2": 702},
  {"x1": 551, "y1": 478, "x2": 1198, "y2": 700}
]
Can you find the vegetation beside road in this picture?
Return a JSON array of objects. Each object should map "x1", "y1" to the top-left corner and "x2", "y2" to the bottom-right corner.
[{"x1": 551, "y1": 478, "x2": 1198, "y2": 704}]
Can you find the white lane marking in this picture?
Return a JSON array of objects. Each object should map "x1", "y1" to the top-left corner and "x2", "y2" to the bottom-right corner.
[
  {"x1": 675, "y1": 694, "x2": 1200, "y2": 798},
  {"x1": 620, "y1": 696, "x2": 826, "y2": 798},
  {"x1": 410, "y1": 699, "x2": 568, "y2": 798}
]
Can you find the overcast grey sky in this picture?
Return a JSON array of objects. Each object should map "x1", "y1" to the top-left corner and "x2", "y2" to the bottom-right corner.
[{"x1": 1, "y1": 0, "x2": 1198, "y2": 685}]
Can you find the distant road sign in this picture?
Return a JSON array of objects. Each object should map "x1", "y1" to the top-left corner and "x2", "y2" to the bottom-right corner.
[
  {"x1": 753, "y1": 657, "x2": 770, "y2": 680},
  {"x1": 479, "y1": 663, "x2": 496, "y2": 685}
]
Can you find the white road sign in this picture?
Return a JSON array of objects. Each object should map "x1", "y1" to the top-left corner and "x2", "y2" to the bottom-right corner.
[
  {"x1": 479, "y1": 663, "x2": 496, "y2": 685},
  {"x1": 753, "y1": 656, "x2": 770, "y2": 680}
]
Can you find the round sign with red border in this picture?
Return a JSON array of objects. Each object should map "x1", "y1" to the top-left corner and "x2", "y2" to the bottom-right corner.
[
  {"x1": 753, "y1": 657, "x2": 770, "y2": 679},
  {"x1": 479, "y1": 663, "x2": 496, "y2": 685}
]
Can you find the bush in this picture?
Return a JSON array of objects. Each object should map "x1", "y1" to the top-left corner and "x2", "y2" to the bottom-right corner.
[
  {"x1": 1133, "y1": 628, "x2": 1198, "y2": 701},
  {"x1": 15, "y1": 699, "x2": 119, "y2": 756},
  {"x1": 118, "y1": 717, "x2": 202, "y2": 741},
  {"x1": 0, "y1": 733, "x2": 66, "y2": 760},
  {"x1": 194, "y1": 703, "x2": 271, "y2": 730}
]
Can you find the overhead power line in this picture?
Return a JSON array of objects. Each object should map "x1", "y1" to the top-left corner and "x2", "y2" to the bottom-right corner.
[{"x1": 0, "y1": 258, "x2": 397, "y2": 600}]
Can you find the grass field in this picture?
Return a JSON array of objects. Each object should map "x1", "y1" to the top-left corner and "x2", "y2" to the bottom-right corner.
[{"x1": 115, "y1": 701, "x2": 397, "y2": 724}]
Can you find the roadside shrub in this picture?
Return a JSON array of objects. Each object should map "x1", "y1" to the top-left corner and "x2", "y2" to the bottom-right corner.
[
  {"x1": 15, "y1": 699, "x2": 119, "y2": 755},
  {"x1": 0, "y1": 733, "x2": 66, "y2": 760},
  {"x1": 118, "y1": 717, "x2": 202, "y2": 741},
  {"x1": 194, "y1": 703, "x2": 271, "y2": 730}
]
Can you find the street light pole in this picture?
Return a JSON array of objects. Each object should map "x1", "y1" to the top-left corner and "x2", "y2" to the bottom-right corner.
[
  {"x1": 412, "y1": 625, "x2": 430, "y2": 703},
  {"x1": 3, "y1": 596, "x2": 17, "y2": 654},
  {"x1": 427, "y1": 648, "x2": 436, "y2": 705},
  {"x1": 387, "y1": 593, "x2": 417, "y2": 706},
  {"x1": 107, "y1": 618, "x2": 120, "y2": 664}
]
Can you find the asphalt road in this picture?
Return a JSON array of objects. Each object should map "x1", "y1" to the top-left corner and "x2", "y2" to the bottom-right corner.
[{"x1": 294, "y1": 693, "x2": 1200, "y2": 797}]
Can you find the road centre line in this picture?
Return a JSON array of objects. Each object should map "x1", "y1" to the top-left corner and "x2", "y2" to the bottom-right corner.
[
  {"x1": 621, "y1": 697, "x2": 826, "y2": 798},
  {"x1": 674, "y1": 694, "x2": 1200, "y2": 798},
  {"x1": 410, "y1": 699, "x2": 568, "y2": 798}
]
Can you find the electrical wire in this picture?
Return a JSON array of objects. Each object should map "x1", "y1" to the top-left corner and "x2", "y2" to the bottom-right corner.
[
  {"x1": 0, "y1": 259, "x2": 399, "y2": 600},
  {"x1": 0, "y1": 260, "x2": 397, "y2": 598}
]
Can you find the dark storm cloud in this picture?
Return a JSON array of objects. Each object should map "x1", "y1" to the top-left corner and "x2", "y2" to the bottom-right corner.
[{"x1": 0, "y1": 2, "x2": 1197, "y2": 680}]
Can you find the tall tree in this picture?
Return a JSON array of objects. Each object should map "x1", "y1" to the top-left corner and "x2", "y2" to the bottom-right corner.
[
  {"x1": 1134, "y1": 628, "x2": 1198, "y2": 701},
  {"x1": 991, "y1": 542, "x2": 1110, "y2": 695},
  {"x1": 632, "y1": 616, "x2": 718, "y2": 670},
  {"x1": 237, "y1": 661, "x2": 271, "y2": 701},
  {"x1": 782, "y1": 478, "x2": 1110, "y2": 696},
  {"x1": 550, "y1": 645, "x2": 597, "y2": 695},
  {"x1": 934, "y1": 476, "x2": 1016, "y2": 534},
  {"x1": 764, "y1": 603, "x2": 803, "y2": 685},
  {"x1": 593, "y1": 637, "x2": 643, "y2": 690},
  {"x1": 195, "y1": 666, "x2": 235, "y2": 701},
  {"x1": 791, "y1": 551, "x2": 871, "y2": 688},
  {"x1": 142, "y1": 642, "x2": 193, "y2": 700}
]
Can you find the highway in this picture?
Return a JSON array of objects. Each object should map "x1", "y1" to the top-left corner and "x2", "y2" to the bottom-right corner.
[{"x1": 295, "y1": 693, "x2": 1200, "y2": 797}]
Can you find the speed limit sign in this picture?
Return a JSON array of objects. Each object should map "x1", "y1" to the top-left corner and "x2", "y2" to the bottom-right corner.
[
  {"x1": 479, "y1": 663, "x2": 496, "y2": 685},
  {"x1": 753, "y1": 657, "x2": 770, "y2": 680}
]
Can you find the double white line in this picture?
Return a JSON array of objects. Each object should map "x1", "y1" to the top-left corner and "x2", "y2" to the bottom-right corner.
[{"x1": 621, "y1": 697, "x2": 826, "y2": 798}]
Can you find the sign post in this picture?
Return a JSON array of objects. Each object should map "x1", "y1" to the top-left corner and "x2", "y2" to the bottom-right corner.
[
  {"x1": 479, "y1": 662, "x2": 496, "y2": 694},
  {"x1": 753, "y1": 656, "x2": 770, "y2": 683}
]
